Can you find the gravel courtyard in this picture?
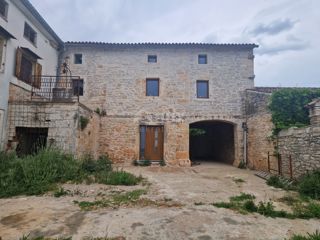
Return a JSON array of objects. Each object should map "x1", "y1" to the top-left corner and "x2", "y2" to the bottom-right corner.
[{"x1": 0, "y1": 163, "x2": 319, "y2": 240}]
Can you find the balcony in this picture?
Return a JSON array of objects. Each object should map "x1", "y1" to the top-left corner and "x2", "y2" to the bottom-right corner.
[{"x1": 31, "y1": 75, "x2": 83, "y2": 102}]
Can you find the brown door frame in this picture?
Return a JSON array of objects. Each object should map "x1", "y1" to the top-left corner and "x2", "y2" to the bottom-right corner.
[{"x1": 139, "y1": 125, "x2": 164, "y2": 160}]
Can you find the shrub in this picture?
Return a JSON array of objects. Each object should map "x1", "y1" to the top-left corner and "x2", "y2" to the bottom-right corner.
[
  {"x1": 79, "y1": 116, "x2": 89, "y2": 130},
  {"x1": 230, "y1": 193, "x2": 255, "y2": 202},
  {"x1": 267, "y1": 175, "x2": 286, "y2": 189},
  {"x1": 298, "y1": 170, "x2": 320, "y2": 200},
  {"x1": 243, "y1": 200, "x2": 258, "y2": 212}
]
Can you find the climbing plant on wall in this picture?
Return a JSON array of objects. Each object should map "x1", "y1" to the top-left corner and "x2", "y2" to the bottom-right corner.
[{"x1": 269, "y1": 88, "x2": 320, "y2": 135}]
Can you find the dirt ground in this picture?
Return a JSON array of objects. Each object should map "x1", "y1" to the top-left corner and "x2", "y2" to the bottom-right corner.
[{"x1": 0, "y1": 162, "x2": 319, "y2": 240}]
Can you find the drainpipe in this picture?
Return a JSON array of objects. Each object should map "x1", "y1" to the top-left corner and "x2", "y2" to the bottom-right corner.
[
  {"x1": 0, "y1": 109, "x2": 5, "y2": 151},
  {"x1": 242, "y1": 122, "x2": 248, "y2": 166}
]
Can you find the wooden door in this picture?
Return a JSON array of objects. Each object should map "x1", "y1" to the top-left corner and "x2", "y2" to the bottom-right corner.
[{"x1": 143, "y1": 126, "x2": 164, "y2": 160}]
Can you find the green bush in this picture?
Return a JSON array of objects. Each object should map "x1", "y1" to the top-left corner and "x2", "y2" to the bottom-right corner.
[
  {"x1": 0, "y1": 149, "x2": 140, "y2": 198},
  {"x1": 267, "y1": 175, "x2": 286, "y2": 188},
  {"x1": 79, "y1": 116, "x2": 89, "y2": 130},
  {"x1": 269, "y1": 89, "x2": 320, "y2": 135},
  {"x1": 298, "y1": 170, "x2": 320, "y2": 200}
]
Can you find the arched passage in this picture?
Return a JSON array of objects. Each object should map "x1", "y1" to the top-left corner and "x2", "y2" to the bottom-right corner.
[{"x1": 189, "y1": 121, "x2": 235, "y2": 164}]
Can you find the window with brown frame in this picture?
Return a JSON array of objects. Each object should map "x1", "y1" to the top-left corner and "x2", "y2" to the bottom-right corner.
[
  {"x1": 24, "y1": 22, "x2": 37, "y2": 45},
  {"x1": 15, "y1": 47, "x2": 42, "y2": 88},
  {"x1": 0, "y1": 0, "x2": 8, "y2": 20},
  {"x1": 197, "y1": 80, "x2": 209, "y2": 98}
]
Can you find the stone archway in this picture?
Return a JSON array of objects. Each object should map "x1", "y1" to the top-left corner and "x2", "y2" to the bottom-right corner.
[{"x1": 189, "y1": 120, "x2": 235, "y2": 164}]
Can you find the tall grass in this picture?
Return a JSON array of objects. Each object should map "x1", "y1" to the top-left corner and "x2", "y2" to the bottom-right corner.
[{"x1": 0, "y1": 149, "x2": 141, "y2": 198}]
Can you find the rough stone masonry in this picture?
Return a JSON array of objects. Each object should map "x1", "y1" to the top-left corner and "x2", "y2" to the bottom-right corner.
[{"x1": 62, "y1": 42, "x2": 257, "y2": 166}]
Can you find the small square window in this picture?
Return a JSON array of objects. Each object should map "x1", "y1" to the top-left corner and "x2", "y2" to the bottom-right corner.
[
  {"x1": 148, "y1": 55, "x2": 157, "y2": 63},
  {"x1": 73, "y1": 79, "x2": 84, "y2": 96},
  {"x1": 0, "y1": 0, "x2": 8, "y2": 20},
  {"x1": 24, "y1": 22, "x2": 37, "y2": 45},
  {"x1": 74, "y1": 54, "x2": 82, "y2": 64},
  {"x1": 198, "y1": 54, "x2": 207, "y2": 64},
  {"x1": 197, "y1": 80, "x2": 209, "y2": 98},
  {"x1": 146, "y1": 78, "x2": 159, "y2": 96}
]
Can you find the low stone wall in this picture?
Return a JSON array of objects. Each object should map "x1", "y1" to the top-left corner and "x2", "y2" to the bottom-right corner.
[
  {"x1": 7, "y1": 101, "x2": 99, "y2": 157},
  {"x1": 278, "y1": 127, "x2": 320, "y2": 178}
]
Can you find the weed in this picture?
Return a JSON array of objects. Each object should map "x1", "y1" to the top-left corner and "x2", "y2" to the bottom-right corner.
[
  {"x1": 238, "y1": 161, "x2": 246, "y2": 169},
  {"x1": 288, "y1": 231, "x2": 320, "y2": 240},
  {"x1": 278, "y1": 195, "x2": 301, "y2": 206},
  {"x1": 53, "y1": 187, "x2": 69, "y2": 198},
  {"x1": 194, "y1": 202, "x2": 205, "y2": 206},
  {"x1": 243, "y1": 200, "x2": 258, "y2": 212},
  {"x1": 75, "y1": 189, "x2": 147, "y2": 210},
  {"x1": 267, "y1": 175, "x2": 286, "y2": 188},
  {"x1": 230, "y1": 193, "x2": 255, "y2": 202},
  {"x1": 159, "y1": 159, "x2": 166, "y2": 166},
  {"x1": 233, "y1": 178, "x2": 246, "y2": 183},
  {"x1": 79, "y1": 116, "x2": 89, "y2": 130},
  {"x1": 19, "y1": 235, "x2": 71, "y2": 240},
  {"x1": 96, "y1": 171, "x2": 143, "y2": 186}
]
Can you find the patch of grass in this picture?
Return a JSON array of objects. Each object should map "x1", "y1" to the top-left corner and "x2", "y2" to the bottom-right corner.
[
  {"x1": 288, "y1": 231, "x2": 320, "y2": 240},
  {"x1": 96, "y1": 171, "x2": 143, "y2": 186},
  {"x1": 212, "y1": 193, "x2": 320, "y2": 219},
  {"x1": 0, "y1": 150, "x2": 141, "y2": 198},
  {"x1": 230, "y1": 192, "x2": 255, "y2": 202},
  {"x1": 74, "y1": 189, "x2": 147, "y2": 210},
  {"x1": 278, "y1": 195, "x2": 301, "y2": 206}
]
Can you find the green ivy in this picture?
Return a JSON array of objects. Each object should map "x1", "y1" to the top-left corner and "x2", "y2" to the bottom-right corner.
[{"x1": 269, "y1": 89, "x2": 320, "y2": 135}]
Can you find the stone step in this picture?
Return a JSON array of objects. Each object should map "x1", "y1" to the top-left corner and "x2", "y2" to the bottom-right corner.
[{"x1": 254, "y1": 171, "x2": 271, "y2": 180}]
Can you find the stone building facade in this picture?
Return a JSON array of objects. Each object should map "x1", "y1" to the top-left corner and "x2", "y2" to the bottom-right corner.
[{"x1": 63, "y1": 42, "x2": 258, "y2": 166}]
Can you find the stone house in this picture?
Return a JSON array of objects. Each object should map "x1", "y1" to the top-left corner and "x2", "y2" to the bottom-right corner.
[
  {"x1": 62, "y1": 42, "x2": 258, "y2": 166},
  {"x1": 2, "y1": 0, "x2": 282, "y2": 168}
]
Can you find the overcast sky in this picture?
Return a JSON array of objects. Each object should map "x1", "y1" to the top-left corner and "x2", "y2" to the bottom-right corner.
[{"x1": 30, "y1": 0, "x2": 320, "y2": 87}]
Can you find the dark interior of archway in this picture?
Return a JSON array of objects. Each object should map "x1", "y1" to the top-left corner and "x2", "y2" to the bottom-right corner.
[{"x1": 189, "y1": 121, "x2": 234, "y2": 164}]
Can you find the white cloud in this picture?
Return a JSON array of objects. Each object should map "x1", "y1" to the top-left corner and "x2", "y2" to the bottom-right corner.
[{"x1": 30, "y1": 0, "x2": 320, "y2": 87}]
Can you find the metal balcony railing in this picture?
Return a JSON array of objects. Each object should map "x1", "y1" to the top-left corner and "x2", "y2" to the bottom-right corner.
[{"x1": 31, "y1": 75, "x2": 82, "y2": 102}]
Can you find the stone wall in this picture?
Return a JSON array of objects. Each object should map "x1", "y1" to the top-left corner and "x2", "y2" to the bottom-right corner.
[
  {"x1": 63, "y1": 43, "x2": 256, "y2": 165},
  {"x1": 278, "y1": 127, "x2": 320, "y2": 179},
  {"x1": 246, "y1": 90, "x2": 276, "y2": 170},
  {"x1": 7, "y1": 100, "x2": 99, "y2": 156}
]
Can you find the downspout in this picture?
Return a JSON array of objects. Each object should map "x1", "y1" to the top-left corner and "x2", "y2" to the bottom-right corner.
[
  {"x1": 0, "y1": 108, "x2": 5, "y2": 151},
  {"x1": 243, "y1": 90, "x2": 249, "y2": 167}
]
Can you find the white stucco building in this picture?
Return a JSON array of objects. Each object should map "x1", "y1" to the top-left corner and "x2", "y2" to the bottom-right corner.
[{"x1": 0, "y1": 0, "x2": 62, "y2": 150}]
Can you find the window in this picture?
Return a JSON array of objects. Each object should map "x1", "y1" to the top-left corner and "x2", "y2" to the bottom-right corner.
[
  {"x1": 146, "y1": 78, "x2": 159, "y2": 96},
  {"x1": 74, "y1": 54, "x2": 82, "y2": 64},
  {"x1": 197, "y1": 80, "x2": 209, "y2": 98},
  {"x1": 73, "y1": 79, "x2": 84, "y2": 96},
  {"x1": 0, "y1": 0, "x2": 8, "y2": 20},
  {"x1": 148, "y1": 55, "x2": 157, "y2": 63},
  {"x1": 15, "y1": 47, "x2": 42, "y2": 87},
  {"x1": 198, "y1": 54, "x2": 207, "y2": 64},
  {"x1": 24, "y1": 22, "x2": 37, "y2": 45}
]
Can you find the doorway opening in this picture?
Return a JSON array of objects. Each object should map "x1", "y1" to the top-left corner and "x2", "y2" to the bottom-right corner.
[
  {"x1": 139, "y1": 125, "x2": 164, "y2": 160},
  {"x1": 16, "y1": 127, "x2": 48, "y2": 156},
  {"x1": 189, "y1": 121, "x2": 235, "y2": 164}
]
